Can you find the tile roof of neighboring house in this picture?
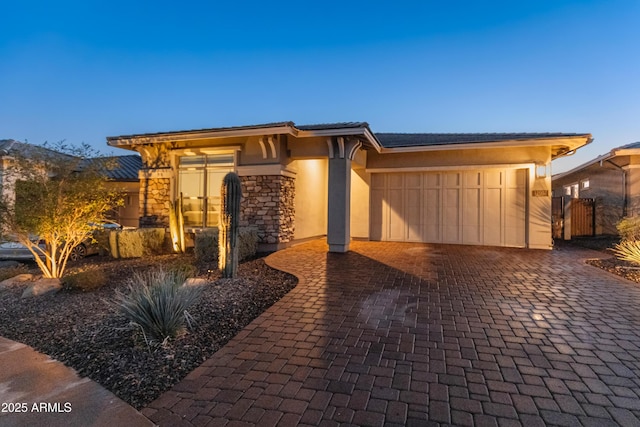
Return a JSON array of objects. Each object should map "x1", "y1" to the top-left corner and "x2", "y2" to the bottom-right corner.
[
  {"x1": 552, "y1": 140, "x2": 640, "y2": 179},
  {"x1": 2, "y1": 139, "x2": 141, "y2": 181},
  {"x1": 374, "y1": 132, "x2": 591, "y2": 148},
  {"x1": 0, "y1": 139, "x2": 76, "y2": 160},
  {"x1": 0, "y1": 139, "x2": 17, "y2": 152},
  {"x1": 615, "y1": 141, "x2": 640, "y2": 150},
  {"x1": 81, "y1": 155, "x2": 141, "y2": 181},
  {"x1": 101, "y1": 155, "x2": 142, "y2": 181}
]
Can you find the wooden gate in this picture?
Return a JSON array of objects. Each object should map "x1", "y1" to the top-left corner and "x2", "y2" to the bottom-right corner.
[
  {"x1": 571, "y1": 198, "x2": 595, "y2": 237},
  {"x1": 551, "y1": 197, "x2": 595, "y2": 239}
]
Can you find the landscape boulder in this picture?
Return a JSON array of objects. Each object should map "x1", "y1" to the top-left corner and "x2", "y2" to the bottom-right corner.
[
  {"x1": 21, "y1": 278, "x2": 62, "y2": 298},
  {"x1": 0, "y1": 273, "x2": 35, "y2": 289}
]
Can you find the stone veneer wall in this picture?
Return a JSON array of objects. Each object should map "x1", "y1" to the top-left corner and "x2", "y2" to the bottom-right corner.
[
  {"x1": 139, "y1": 177, "x2": 171, "y2": 227},
  {"x1": 240, "y1": 175, "x2": 295, "y2": 246}
]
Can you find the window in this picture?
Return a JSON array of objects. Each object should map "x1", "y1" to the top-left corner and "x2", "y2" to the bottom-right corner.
[
  {"x1": 581, "y1": 179, "x2": 590, "y2": 189},
  {"x1": 563, "y1": 183, "x2": 579, "y2": 198},
  {"x1": 178, "y1": 154, "x2": 234, "y2": 227}
]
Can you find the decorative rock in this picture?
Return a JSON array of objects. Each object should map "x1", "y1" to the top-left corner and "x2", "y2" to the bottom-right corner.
[
  {"x1": 183, "y1": 278, "x2": 208, "y2": 287},
  {"x1": 0, "y1": 273, "x2": 35, "y2": 288},
  {"x1": 21, "y1": 278, "x2": 62, "y2": 298}
]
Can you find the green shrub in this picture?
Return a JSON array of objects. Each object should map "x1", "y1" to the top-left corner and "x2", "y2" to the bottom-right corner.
[
  {"x1": 194, "y1": 229, "x2": 218, "y2": 264},
  {"x1": 167, "y1": 260, "x2": 198, "y2": 279},
  {"x1": 238, "y1": 227, "x2": 259, "y2": 261},
  {"x1": 115, "y1": 267, "x2": 202, "y2": 342},
  {"x1": 63, "y1": 269, "x2": 108, "y2": 292},
  {"x1": 193, "y1": 227, "x2": 258, "y2": 264},
  {"x1": 0, "y1": 265, "x2": 29, "y2": 282},
  {"x1": 617, "y1": 216, "x2": 640, "y2": 241},
  {"x1": 613, "y1": 240, "x2": 640, "y2": 266},
  {"x1": 109, "y1": 228, "x2": 167, "y2": 258}
]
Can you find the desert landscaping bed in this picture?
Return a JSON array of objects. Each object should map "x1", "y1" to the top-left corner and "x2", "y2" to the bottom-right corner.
[
  {"x1": 0, "y1": 254, "x2": 297, "y2": 409},
  {"x1": 562, "y1": 238, "x2": 640, "y2": 283},
  {"x1": 586, "y1": 256, "x2": 640, "y2": 283}
]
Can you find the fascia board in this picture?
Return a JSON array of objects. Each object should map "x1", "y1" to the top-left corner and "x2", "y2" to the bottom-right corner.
[
  {"x1": 378, "y1": 136, "x2": 592, "y2": 154},
  {"x1": 297, "y1": 126, "x2": 383, "y2": 152},
  {"x1": 107, "y1": 125, "x2": 299, "y2": 147}
]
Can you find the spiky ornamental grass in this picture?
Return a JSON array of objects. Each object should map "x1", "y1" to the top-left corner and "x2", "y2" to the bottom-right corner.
[
  {"x1": 613, "y1": 240, "x2": 640, "y2": 266},
  {"x1": 115, "y1": 268, "x2": 202, "y2": 342}
]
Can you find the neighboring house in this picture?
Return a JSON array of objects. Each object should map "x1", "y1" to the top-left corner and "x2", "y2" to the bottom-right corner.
[
  {"x1": 107, "y1": 122, "x2": 591, "y2": 252},
  {"x1": 95, "y1": 155, "x2": 142, "y2": 227},
  {"x1": 0, "y1": 139, "x2": 141, "y2": 228},
  {"x1": 552, "y1": 141, "x2": 640, "y2": 236},
  {"x1": 0, "y1": 139, "x2": 67, "y2": 205}
]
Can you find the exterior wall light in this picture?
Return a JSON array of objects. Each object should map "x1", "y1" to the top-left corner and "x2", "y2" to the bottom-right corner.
[{"x1": 536, "y1": 164, "x2": 548, "y2": 179}]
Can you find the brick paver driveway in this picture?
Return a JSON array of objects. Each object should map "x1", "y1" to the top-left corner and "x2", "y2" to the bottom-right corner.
[{"x1": 143, "y1": 241, "x2": 640, "y2": 426}]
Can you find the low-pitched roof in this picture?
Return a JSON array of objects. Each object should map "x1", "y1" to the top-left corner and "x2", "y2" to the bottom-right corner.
[
  {"x1": 100, "y1": 155, "x2": 142, "y2": 181},
  {"x1": 552, "y1": 141, "x2": 640, "y2": 180},
  {"x1": 375, "y1": 132, "x2": 591, "y2": 148},
  {"x1": 107, "y1": 121, "x2": 591, "y2": 158},
  {"x1": 1, "y1": 140, "x2": 141, "y2": 181}
]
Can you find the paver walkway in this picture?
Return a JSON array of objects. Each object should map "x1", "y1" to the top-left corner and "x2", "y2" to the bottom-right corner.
[{"x1": 143, "y1": 240, "x2": 640, "y2": 426}]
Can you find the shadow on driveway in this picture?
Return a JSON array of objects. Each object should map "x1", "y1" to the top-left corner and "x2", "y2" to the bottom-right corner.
[{"x1": 144, "y1": 240, "x2": 640, "y2": 426}]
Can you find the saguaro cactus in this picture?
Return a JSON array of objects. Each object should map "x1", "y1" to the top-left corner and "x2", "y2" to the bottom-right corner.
[{"x1": 219, "y1": 172, "x2": 242, "y2": 278}]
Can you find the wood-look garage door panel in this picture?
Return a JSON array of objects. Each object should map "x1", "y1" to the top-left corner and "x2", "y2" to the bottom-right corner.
[
  {"x1": 484, "y1": 187, "x2": 503, "y2": 246},
  {"x1": 463, "y1": 187, "x2": 482, "y2": 245},
  {"x1": 505, "y1": 187, "x2": 526, "y2": 246},
  {"x1": 406, "y1": 187, "x2": 422, "y2": 241},
  {"x1": 424, "y1": 188, "x2": 440, "y2": 242},
  {"x1": 388, "y1": 185, "x2": 405, "y2": 241},
  {"x1": 443, "y1": 188, "x2": 460, "y2": 243},
  {"x1": 371, "y1": 168, "x2": 526, "y2": 247}
]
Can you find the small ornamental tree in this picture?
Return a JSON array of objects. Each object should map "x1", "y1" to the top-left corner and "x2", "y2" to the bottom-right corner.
[{"x1": 0, "y1": 141, "x2": 123, "y2": 278}]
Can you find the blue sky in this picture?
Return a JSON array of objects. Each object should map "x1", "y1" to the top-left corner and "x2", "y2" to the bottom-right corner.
[{"x1": 1, "y1": 0, "x2": 638, "y2": 173}]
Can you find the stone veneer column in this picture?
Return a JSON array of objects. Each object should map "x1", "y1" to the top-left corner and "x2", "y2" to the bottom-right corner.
[
  {"x1": 139, "y1": 172, "x2": 172, "y2": 228},
  {"x1": 240, "y1": 175, "x2": 295, "y2": 249}
]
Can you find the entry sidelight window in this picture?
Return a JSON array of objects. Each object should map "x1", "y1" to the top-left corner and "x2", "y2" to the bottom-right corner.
[{"x1": 178, "y1": 154, "x2": 234, "y2": 227}]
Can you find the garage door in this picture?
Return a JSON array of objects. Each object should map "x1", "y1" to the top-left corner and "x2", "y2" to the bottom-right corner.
[{"x1": 370, "y1": 169, "x2": 527, "y2": 247}]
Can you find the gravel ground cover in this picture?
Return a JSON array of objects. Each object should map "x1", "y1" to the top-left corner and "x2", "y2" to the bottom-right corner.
[
  {"x1": 0, "y1": 254, "x2": 296, "y2": 409},
  {"x1": 561, "y1": 237, "x2": 640, "y2": 283}
]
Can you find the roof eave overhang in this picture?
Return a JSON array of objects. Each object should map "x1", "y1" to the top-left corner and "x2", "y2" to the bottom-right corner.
[
  {"x1": 612, "y1": 147, "x2": 640, "y2": 156},
  {"x1": 297, "y1": 126, "x2": 383, "y2": 151},
  {"x1": 107, "y1": 124, "x2": 300, "y2": 148},
  {"x1": 378, "y1": 135, "x2": 593, "y2": 157}
]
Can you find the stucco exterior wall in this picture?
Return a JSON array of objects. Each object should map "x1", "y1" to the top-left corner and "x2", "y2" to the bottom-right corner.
[
  {"x1": 552, "y1": 165, "x2": 625, "y2": 235},
  {"x1": 627, "y1": 167, "x2": 640, "y2": 217},
  {"x1": 528, "y1": 171, "x2": 552, "y2": 249},
  {"x1": 292, "y1": 159, "x2": 328, "y2": 240},
  {"x1": 106, "y1": 181, "x2": 140, "y2": 227},
  {"x1": 367, "y1": 146, "x2": 550, "y2": 170},
  {"x1": 351, "y1": 167, "x2": 370, "y2": 239}
]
